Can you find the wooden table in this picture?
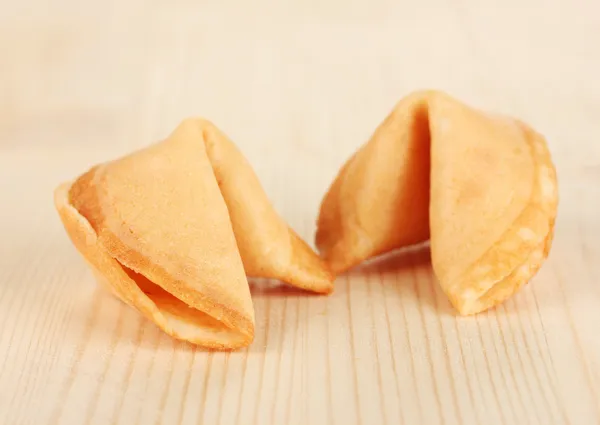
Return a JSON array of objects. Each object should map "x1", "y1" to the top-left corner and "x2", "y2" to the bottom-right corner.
[{"x1": 1, "y1": 1, "x2": 599, "y2": 423}]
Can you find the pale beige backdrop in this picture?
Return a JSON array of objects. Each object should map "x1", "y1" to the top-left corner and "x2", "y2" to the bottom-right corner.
[{"x1": 1, "y1": 0, "x2": 599, "y2": 424}]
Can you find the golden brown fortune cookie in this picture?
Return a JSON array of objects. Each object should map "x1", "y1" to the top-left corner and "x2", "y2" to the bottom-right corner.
[
  {"x1": 316, "y1": 90, "x2": 558, "y2": 315},
  {"x1": 55, "y1": 118, "x2": 334, "y2": 349}
]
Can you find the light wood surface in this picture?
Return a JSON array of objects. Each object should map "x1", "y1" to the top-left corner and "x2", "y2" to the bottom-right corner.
[{"x1": 1, "y1": 0, "x2": 599, "y2": 424}]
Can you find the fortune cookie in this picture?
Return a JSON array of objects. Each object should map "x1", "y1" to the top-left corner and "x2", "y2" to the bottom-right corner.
[
  {"x1": 55, "y1": 119, "x2": 333, "y2": 349},
  {"x1": 316, "y1": 90, "x2": 558, "y2": 315}
]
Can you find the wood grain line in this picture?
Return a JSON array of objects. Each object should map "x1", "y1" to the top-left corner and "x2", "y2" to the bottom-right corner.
[
  {"x1": 8, "y1": 256, "x2": 67, "y2": 420},
  {"x1": 48, "y1": 295, "x2": 102, "y2": 425},
  {"x1": 302, "y1": 290, "x2": 309, "y2": 424},
  {"x1": 233, "y1": 347, "x2": 250, "y2": 425},
  {"x1": 251, "y1": 295, "x2": 271, "y2": 425},
  {"x1": 215, "y1": 353, "x2": 230, "y2": 425},
  {"x1": 175, "y1": 345, "x2": 196, "y2": 425},
  {"x1": 366, "y1": 272, "x2": 388, "y2": 425},
  {"x1": 553, "y1": 264, "x2": 600, "y2": 418},
  {"x1": 110, "y1": 319, "x2": 147, "y2": 424},
  {"x1": 83, "y1": 307, "x2": 126, "y2": 424},
  {"x1": 44, "y1": 266, "x2": 82, "y2": 373},
  {"x1": 325, "y1": 296, "x2": 335, "y2": 425},
  {"x1": 132, "y1": 331, "x2": 165, "y2": 425},
  {"x1": 198, "y1": 353, "x2": 214, "y2": 425},
  {"x1": 514, "y1": 297, "x2": 560, "y2": 423},
  {"x1": 428, "y1": 271, "x2": 463, "y2": 425},
  {"x1": 492, "y1": 311, "x2": 530, "y2": 423},
  {"x1": 284, "y1": 297, "x2": 301, "y2": 425},
  {"x1": 346, "y1": 276, "x2": 363, "y2": 425},
  {"x1": 269, "y1": 296, "x2": 288, "y2": 425},
  {"x1": 380, "y1": 266, "x2": 404, "y2": 425},
  {"x1": 0, "y1": 236, "x2": 55, "y2": 376},
  {"x1": 529, "y1": 286, "x2": 569, "y2": 424},
  {"x1": 474, "y1": 316, "x2": 508, "y2": 425},
  {"x1": 482, "y1": 314, "x2": 522, "y2": 424},
  {"x1": 465, "y1": 319, "x2": 498, "y2": 422},
  {"x1": 499, "y1": 303, "x2": 543, "y2": 425},
  {"x1": 153, "y1": 342, "x2": 176, "y2": 425},
  {"x1": 412, "y1": 261, "x2": 445, "y2": 425},
  {"x1": 400, "y1": 275, "x2": 424, "y2": 425},
  {"x1": 452, "y1": 316, "x2": 480, "y2": 424}
]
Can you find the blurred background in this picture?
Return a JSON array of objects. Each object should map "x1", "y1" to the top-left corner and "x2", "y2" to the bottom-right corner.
[{"x1": 2, "y1": 1, "x2": 599, "y2": 207}]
